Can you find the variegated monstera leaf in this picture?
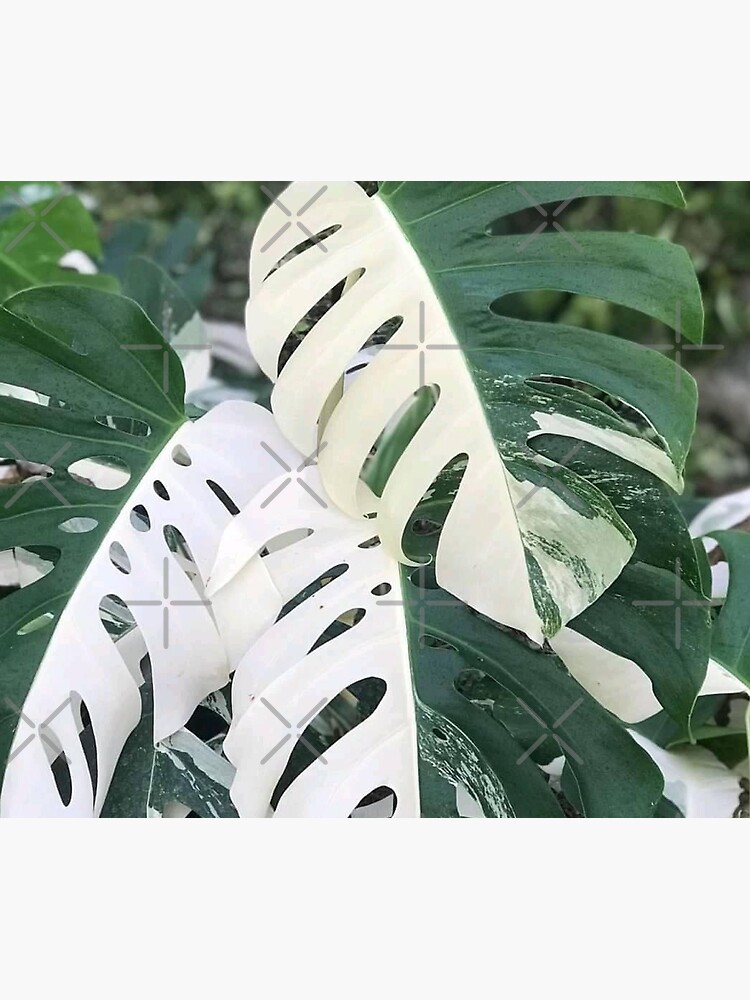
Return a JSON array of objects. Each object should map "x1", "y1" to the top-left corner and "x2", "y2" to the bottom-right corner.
[
  {"x1": 247, "y1": 182, "x2": 703, "y2": 644},
  {"x1": 206, "y1": 414, "x2": 686, "y2": 818},
  {"x1": 0, "y1": 286, "x2": 285, "y2": 817}
]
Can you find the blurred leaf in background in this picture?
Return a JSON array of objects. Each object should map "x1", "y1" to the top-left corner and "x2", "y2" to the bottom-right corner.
[{"x1": 0, "y1": 182, "x2": 116, "y2": 301}]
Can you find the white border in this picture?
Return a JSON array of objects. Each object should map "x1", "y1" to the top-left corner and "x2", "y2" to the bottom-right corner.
[
  {"x1": 3, "y1": 2, "x2": 747, "y2": 177},
  {"x1": 1, "y1": 820, "x2": 746, "y2": 994}
]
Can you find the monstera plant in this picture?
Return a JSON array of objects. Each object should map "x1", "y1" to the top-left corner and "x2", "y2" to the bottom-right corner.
[{"x1": 0, "y1": 181, "x2": 747, "y2": 818}]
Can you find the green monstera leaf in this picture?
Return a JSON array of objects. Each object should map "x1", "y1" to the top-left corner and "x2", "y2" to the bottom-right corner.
[{"x1": 0, "y1": 184, "x2": 116, "y2": 301}]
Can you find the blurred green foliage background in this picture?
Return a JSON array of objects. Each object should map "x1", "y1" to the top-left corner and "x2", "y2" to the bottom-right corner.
[{"x1": 76, "y1": 181, "x2": 750, "y2": 498}]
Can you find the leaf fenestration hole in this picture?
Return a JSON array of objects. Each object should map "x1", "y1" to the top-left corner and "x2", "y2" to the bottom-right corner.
[
  {"x1": 163, "y1": 524, "x2": 204, "y2": 592},
  {"x1": 94, "y1": 415, "x2": 151, "y2": 437},
  {"x1": 276, "y1": 268, "x2": 366, "y2": 376},
  {"x1": 268, "y1": 224, "x2": 342, "y2": 277},
  {"x1": 130, "y1": 505, "x2": 151, "y2": 532},
  {"x1": 206, "y1": 479, "x2": 240, "y2": 515},
  {"x1": 171, "y1": 445, "x2": 192, "y2": 467},
  {"x1": 109, "y1": 541, "x2": 131, "y2": 575},
  {"x1": 350, "y1": 786, "x2": 398, "y2": 818},
  {"x1": 0, "y1": 545, "x2": 60, "y2": 598},
  {"x1": 46, "y1": 736, "x2": 73, "y2": 807},
  {"x1": 358, "y1": 536, "x2": 381, "y2": 549},
  {"x1": 16, "y1": 611, "x2": 55, "y2": 635},
  {"x1": 73, "y1": 693, "x2": 98, "y2": 802},
  {"x1": 69, "y1": 456, "x2": 131, "y2": 491},
  {"x1": 272, "y1": 677, "x2": 388, "y2": 812},
  {"x1": 58, "y1": 517, "x2": 98, "y2": 534}
]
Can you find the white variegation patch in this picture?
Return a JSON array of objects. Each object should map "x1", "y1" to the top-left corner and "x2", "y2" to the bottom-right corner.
[
  {"x1": 246, "y1": 182, "x2": 683, "y2": 642},
  {"x1": 208, "y1": 464, "x2": 421, "y2": 818},
  {"x1": 631, "y1": 733, "x2": 745, "y2": 818}
]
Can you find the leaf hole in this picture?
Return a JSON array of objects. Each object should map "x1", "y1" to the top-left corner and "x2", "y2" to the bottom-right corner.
[
  {"x1": 172, "y1": 444, "x2": 192, "y2": 467},
  {"x1": 308, "y1": 607, "x2": 366, "y2": 654},
  {"x1": 276, "y1": 268, "x2": 366, "y2": 376},
  {"x1": 268, "y1": 224, "x2": 342, "y2": 277},
  {"x1": 73, "y1": 693, "x2": 98, "y2": 802},
  {"x1": 16, "y1": 611, "x2": 55, "y2": 635},
  {"x1": 130, "y1": 504, "x2": 151, "y2": 532},
  {"x1": 206, "y1": 479, "x2": 240, "y2": 515},
  {"x1": 58, "y1": 517, "x2": 98, "y2": 534},
  {"x1": 0, "y1": 545, "x2": 59, "y2": 597},
  {"x1": 69, "y1": 456, "x2": 131, "y2": 491},
  {"x1": 47, "y1": 740, "x2": 73, "y2": 807},
  {"x1": 164, "y1": 524, "x2": 204, "y2": 592},
  {"x1": 350, "y1": 786, "x2": 398, "y2": 818},
  {"x1": 94, "y1": 415, "x2": 151, "y2": 437},
  {"x1": 277, "y1": 562, "x2": 348, "y2": 620},
  {"x1": 358, "y1": 535, "x2": 381, "y2": 548},
  {"x1": 109, "y1": 541, "x2": 131, "y2": 574},
  {"x1": 260, "y1": 528, "x2": 314, "y2": 559},
  {"x1": 272, "y1": 677, "x2": 387, "y2": 812}
]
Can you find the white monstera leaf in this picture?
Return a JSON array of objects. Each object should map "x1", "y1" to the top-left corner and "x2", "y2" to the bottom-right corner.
[{"x1": 246, "y1": 181, "x2": 703, "y2": 643}]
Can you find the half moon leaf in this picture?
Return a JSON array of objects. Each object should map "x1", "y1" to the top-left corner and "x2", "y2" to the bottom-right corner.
[{"x1": 246, "y1": 181, "x2": 702, "y2": 642}]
